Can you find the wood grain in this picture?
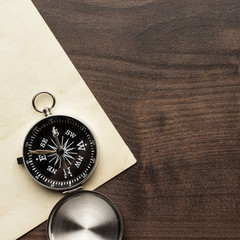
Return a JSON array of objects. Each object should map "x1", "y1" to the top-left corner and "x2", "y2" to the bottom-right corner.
[{"x1": 18, "y1": 0, "x2": 240, "y2": 239}]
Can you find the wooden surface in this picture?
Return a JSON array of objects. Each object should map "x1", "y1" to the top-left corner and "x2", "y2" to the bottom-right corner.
[{"x1": 18, "y1": 0, "x2": 240, "y2": 239}]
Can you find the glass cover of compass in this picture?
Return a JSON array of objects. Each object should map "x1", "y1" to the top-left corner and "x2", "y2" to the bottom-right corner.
[{"x1": 22, "y1": 115, "x2": 98, "y2": 191}]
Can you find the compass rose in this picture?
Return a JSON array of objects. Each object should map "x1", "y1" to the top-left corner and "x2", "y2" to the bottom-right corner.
[{"x1": 48, "y1": 136, "x2": 77, "y2": 168}]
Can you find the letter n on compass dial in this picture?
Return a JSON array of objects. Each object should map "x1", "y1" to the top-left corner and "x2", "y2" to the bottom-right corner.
[{"x1": 23, "y1": 115, "x2": 98, "y2": 190}]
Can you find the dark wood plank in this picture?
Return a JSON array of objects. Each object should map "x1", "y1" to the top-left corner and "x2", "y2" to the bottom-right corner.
[{"x1": 18, "y1": 0, "x2": 240, "y2": 239}]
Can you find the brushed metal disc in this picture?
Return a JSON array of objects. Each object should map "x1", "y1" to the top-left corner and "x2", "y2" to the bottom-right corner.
[{"x1": 47, "y1": 191, "x2": 123, "y2": 240}]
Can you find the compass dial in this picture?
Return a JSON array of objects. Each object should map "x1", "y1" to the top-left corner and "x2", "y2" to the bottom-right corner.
[{"x1": 22, "y1": 115, "x2": 98, "y2": 190}]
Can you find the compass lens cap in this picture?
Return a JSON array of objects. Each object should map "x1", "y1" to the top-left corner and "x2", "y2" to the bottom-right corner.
[{"x1": 47, "y1": 190, "x2": 123, "y2": 240}]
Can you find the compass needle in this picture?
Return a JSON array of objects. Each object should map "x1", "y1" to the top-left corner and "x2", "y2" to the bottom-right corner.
[
  {"x1": 29, "y1": 149, "x2": 56, "y2": 155},
  {"x1": 52, "y1": 126, "x2": 57, "y2": 136}
]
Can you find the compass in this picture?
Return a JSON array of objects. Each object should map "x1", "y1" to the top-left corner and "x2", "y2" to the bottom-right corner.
[
  {"x1": 17, "y1": 92, "x2": 123, "y2": 240},
  {"x1": 18, "y1": 92, "x2": 98, "y2": 191}
]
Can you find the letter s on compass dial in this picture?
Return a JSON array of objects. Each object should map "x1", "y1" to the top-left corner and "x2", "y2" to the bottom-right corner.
[{"x1": 22, "y1": 115, "x2": 98, "y2": 191}]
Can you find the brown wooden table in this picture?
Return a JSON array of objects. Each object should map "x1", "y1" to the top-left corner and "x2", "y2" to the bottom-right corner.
[{"x1": 18, "y1": 1, "x2": 240, "y2": 239}]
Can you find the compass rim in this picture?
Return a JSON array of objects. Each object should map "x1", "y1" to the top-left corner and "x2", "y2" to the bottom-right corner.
[{"x1": 22, "y1": 114, "x2": 99, "y2": 191}]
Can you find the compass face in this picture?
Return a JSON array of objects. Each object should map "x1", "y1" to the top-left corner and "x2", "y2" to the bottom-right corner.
[{"x1": 23, "y1": 115, "x2": 97, "y2": 190}]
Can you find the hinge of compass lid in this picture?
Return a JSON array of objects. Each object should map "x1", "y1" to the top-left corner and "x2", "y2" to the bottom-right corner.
[{"x1": 63, "y1": 185, "x2": 83, "y2": 195}]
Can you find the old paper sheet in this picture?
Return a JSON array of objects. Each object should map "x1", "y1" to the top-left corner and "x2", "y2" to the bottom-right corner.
[{"x1": 0, "y1": 0, "x2": 136, "y2": 239}]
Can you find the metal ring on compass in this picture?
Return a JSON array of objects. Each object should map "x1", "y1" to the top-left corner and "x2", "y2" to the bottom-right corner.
[{"x1": 32, "y1": 91, "x2": 56, "y2": 113}]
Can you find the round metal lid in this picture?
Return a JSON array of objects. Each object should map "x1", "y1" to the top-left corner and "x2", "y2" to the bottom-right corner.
[{"x1": 47, "y1": 191, "x2": 123, "y2": 240}]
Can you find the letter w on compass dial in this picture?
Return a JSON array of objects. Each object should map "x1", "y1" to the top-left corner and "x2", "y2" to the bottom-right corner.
[{"x1": 23, "y1": 115, "x2": 97, "y2": 190}]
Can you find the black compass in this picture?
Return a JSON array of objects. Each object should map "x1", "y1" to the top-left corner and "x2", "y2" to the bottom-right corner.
[
  {"x1": 17, "y1": 92, "x2": 124, "y2": 240},
  {"x1": 18, "y1": 92, "x2": 98, "y2": 191}
]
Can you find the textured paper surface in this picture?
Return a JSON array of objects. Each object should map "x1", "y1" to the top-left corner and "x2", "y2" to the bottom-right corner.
[{"x1": 0, "y1": 0, "x2": 136, "y2": 239}]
